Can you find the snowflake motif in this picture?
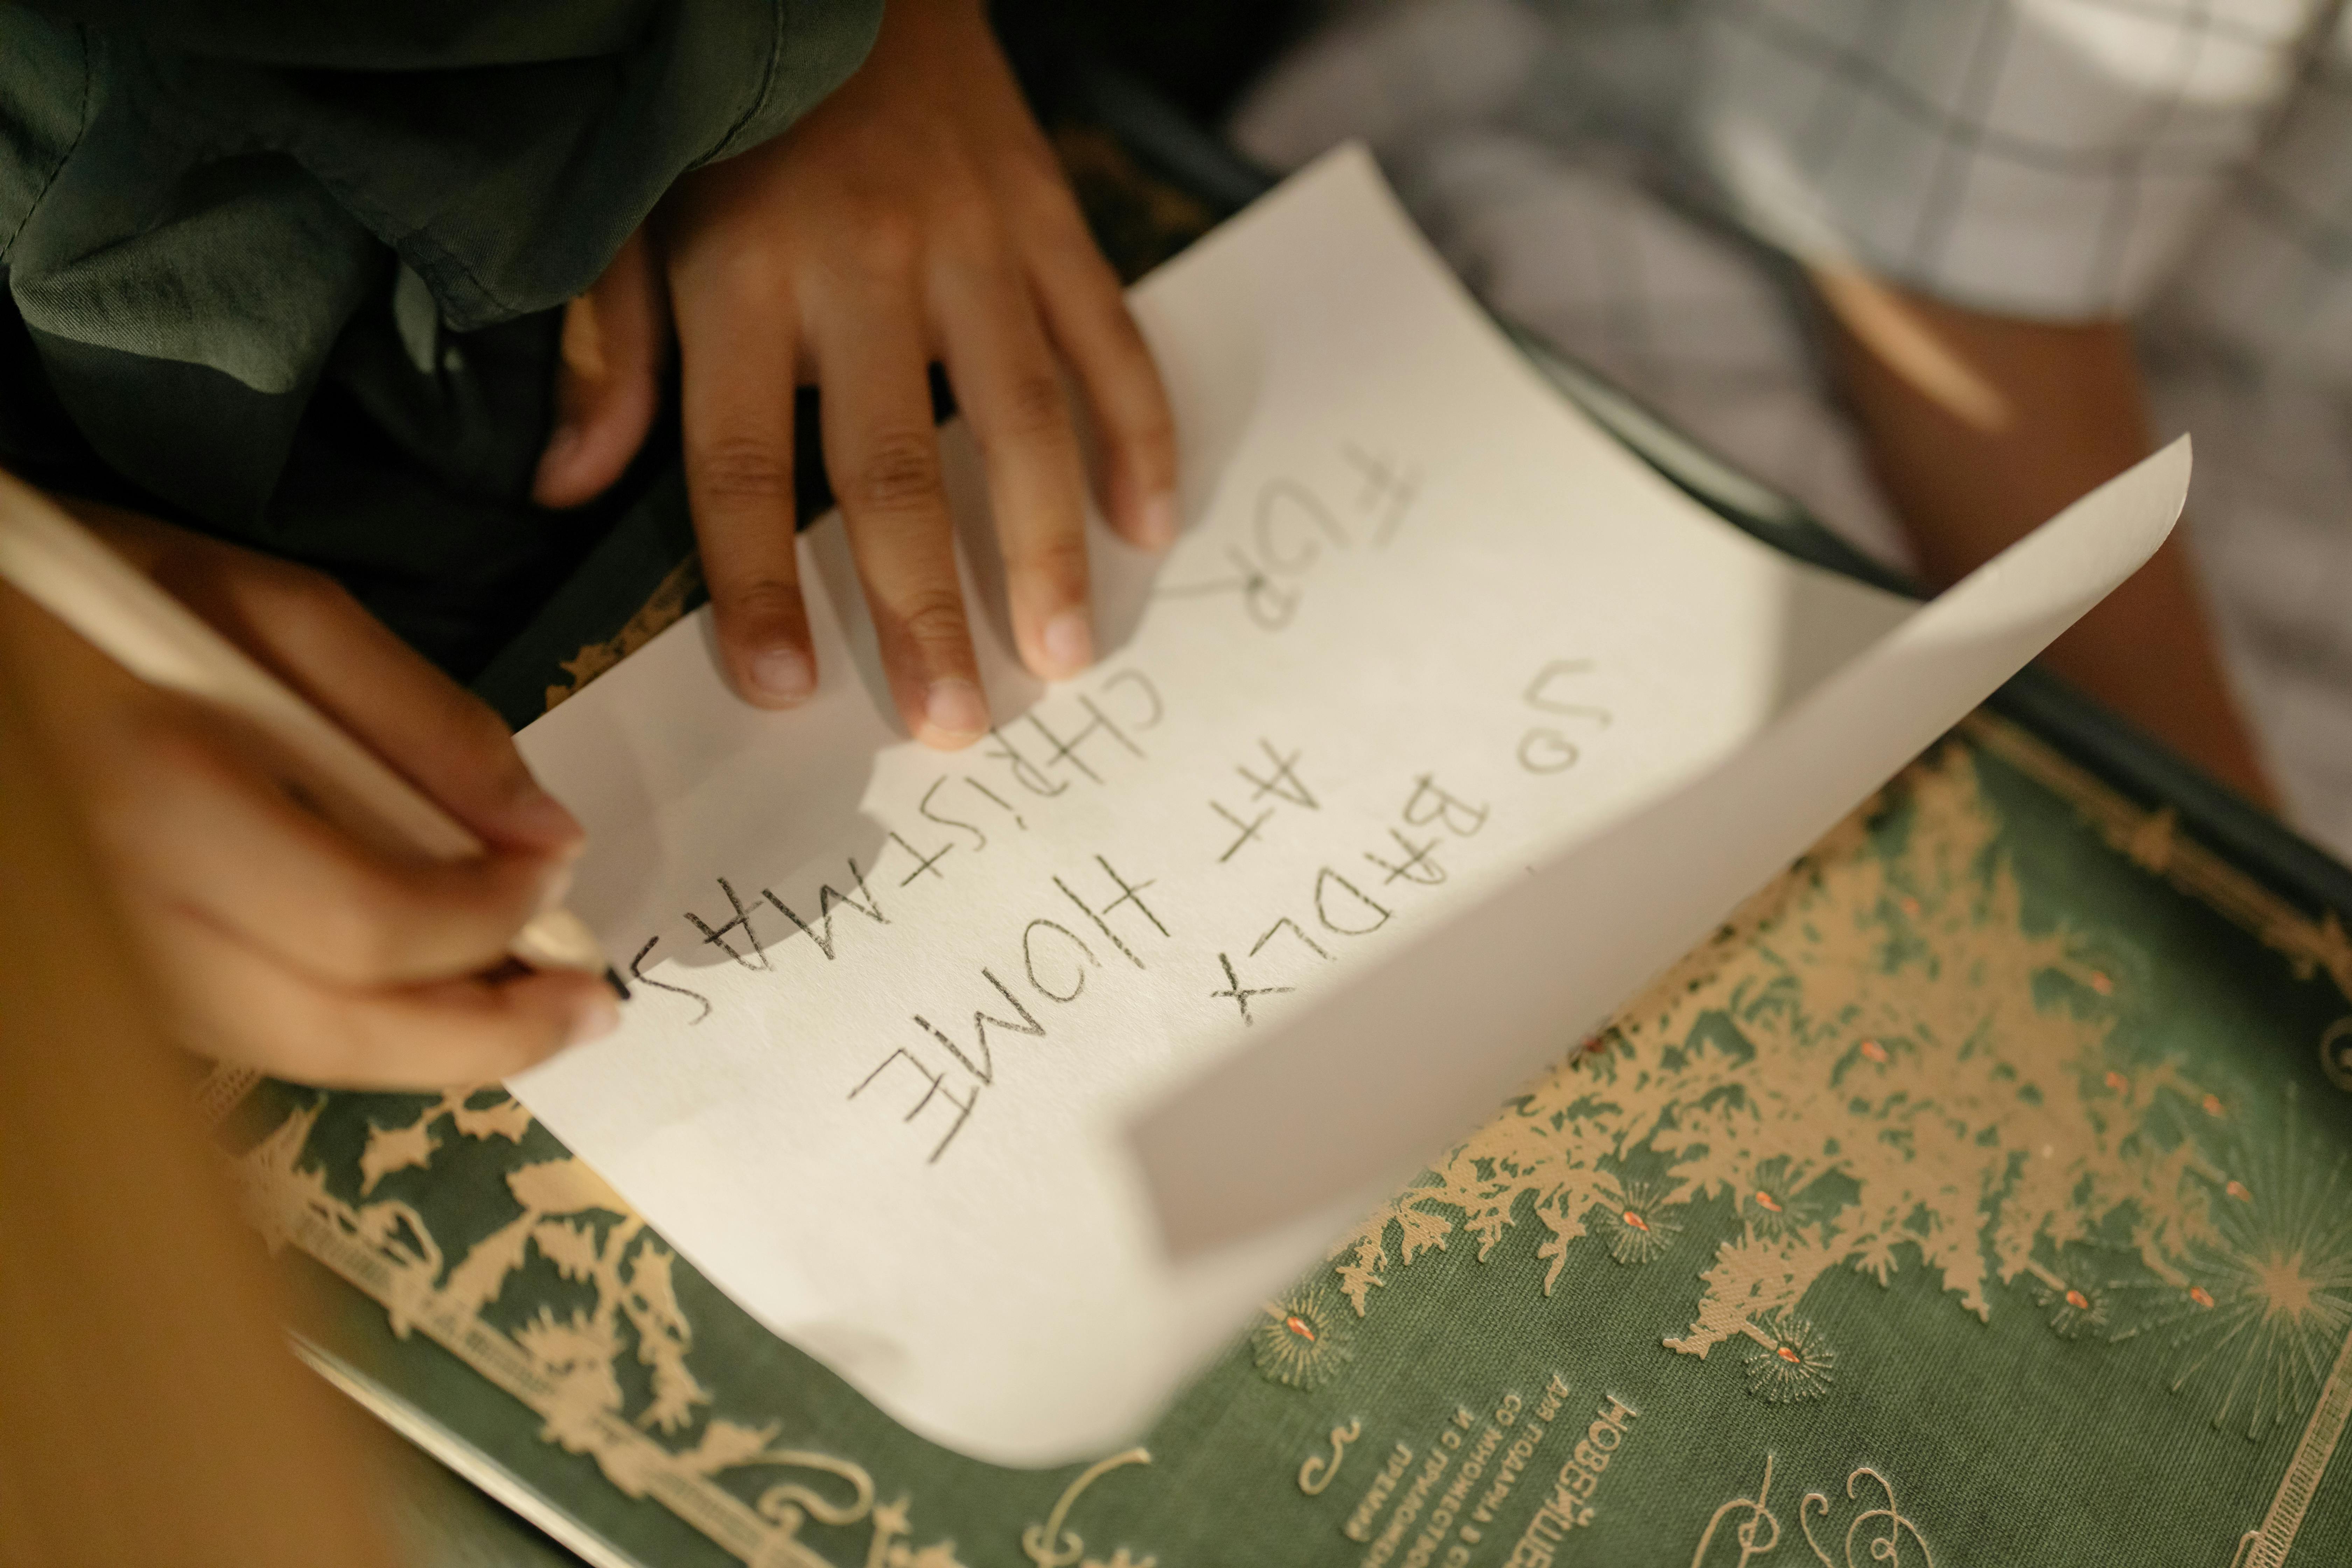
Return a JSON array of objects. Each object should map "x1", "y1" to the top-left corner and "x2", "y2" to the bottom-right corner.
[
  {"x1": 1742, "y1": 1311, "x2": 1838, "y2": 1404},
  {"x1": 1250, "y1": 1281, "x2": 1356, "y2": 1391},
  {"x1": 1738, "y1": 1159, "x2": 1827, "y2": 1244},
  {"x1": 2134, "y1": 1119, "x2": 2352, "y2": 1439},
  {"x1": 1592, "y1": 1179, "x2": 1683, "y2": 1266},
  {"x1": 2033, "y1": 1275, "x2": 2112, "y2": 1340}
]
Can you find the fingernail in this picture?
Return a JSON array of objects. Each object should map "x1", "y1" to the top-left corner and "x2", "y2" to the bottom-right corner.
[
  {"x1": 1140, "y1": 491, "x2": 1180, "y2": 550},
  {"x1": 750, "y1": 646, "x2": 816, "y2": 705},
  {"x1": 1042, "y1": 607, "x2": 1093, "y2": 675},
  {"x1": 565, "y1": 988, "x2": 622, "y2": 1048},
  {"x1": 923, "y1": 677, "x2": 989, "y2": 741},
  {"x1": 509, "y1": 786, "x2": 583, "y2": 850},
  {"x1": 534, "y1": 860, "x2": 578, "y2": 916}
]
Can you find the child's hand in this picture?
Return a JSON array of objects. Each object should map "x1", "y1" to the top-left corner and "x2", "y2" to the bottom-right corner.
[
  {"x1": 533, "y1": 0, "x2": 1177, "y2": 747},
  {"x1": 0, "y1": 506, "x2": 618, "y2": 1087}
]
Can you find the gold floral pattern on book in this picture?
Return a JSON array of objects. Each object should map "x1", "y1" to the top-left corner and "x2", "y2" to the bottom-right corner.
[{"x1": 230, "y1": 716, "x2": 2352, "y2": 1568}]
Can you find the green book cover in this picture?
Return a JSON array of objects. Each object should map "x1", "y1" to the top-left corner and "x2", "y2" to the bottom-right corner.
[{"x1": 231, "y1": 708, "x2": 2352, "y2": 1567}]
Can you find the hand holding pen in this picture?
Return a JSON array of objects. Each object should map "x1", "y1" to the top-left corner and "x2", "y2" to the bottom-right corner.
[{"x1": 0, "y1": 480, "x2": 620, "y2": 1088}]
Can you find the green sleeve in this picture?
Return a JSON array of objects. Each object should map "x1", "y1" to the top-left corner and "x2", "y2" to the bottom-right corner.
[{"x1": 0, "y1": 0, "x2": 878, "y2": 528}]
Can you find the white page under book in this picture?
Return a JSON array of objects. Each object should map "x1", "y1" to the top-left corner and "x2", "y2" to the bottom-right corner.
[{"x1": 508, "y1": 146, "x2": 2181, "y2": 1465}]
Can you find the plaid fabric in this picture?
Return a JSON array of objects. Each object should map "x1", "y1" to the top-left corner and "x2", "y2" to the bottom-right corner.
[
  {"x1": 1689, "y1": 0, "x2": 2333, "y2": 319},
  {"x1": 2169, "y1": 7, "x2": 2352, "y2": 377},
  {"x1": 1233, "y1": 0, "x2": 2352, "y2": 857},
  {"x1": 1245, "y1": 0, "x2": 2352, "y2": 358}
]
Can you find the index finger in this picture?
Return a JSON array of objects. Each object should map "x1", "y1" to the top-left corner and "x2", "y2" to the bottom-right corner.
[
  {"x1": 160, "y1": 914, "x2": 617, "y2": 1088},
  {"x1": 119, "y1": 698, "x2": 575, "y2": 989},
  {"x1": 82, "y1": 517, "x2": 583, "y2": 856}
]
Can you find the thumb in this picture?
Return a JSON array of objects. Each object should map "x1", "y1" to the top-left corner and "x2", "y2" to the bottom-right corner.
[{"x1": 533, "y1": 227, "x2": 670, "y2": 509}]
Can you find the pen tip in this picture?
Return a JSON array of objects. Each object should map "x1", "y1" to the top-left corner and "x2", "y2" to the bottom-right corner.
[{"x1": 604, "y1": 966, "x2": 631, "y2": 1001}]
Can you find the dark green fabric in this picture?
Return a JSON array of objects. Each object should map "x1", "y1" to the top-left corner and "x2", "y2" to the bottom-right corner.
[{"x1": 0, "y1": 0, "x2": 878, "y2": 672}]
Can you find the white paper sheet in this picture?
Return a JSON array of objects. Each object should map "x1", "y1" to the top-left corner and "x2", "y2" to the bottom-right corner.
[{"x1": 509, "y1": 145, "x2": 2185, "y2": 1465}]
